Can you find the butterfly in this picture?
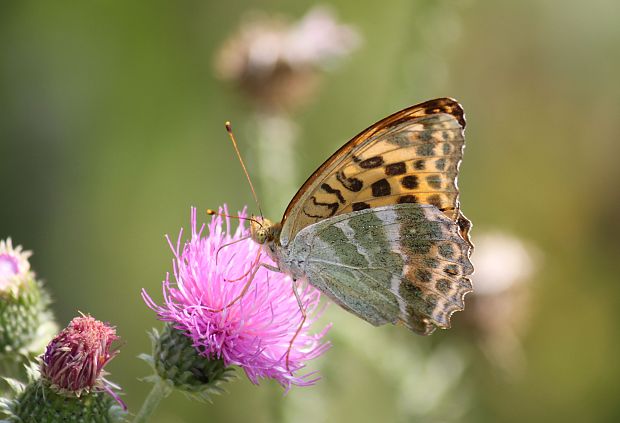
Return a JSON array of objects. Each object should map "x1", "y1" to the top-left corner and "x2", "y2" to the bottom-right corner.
[{"x1": 249, "y1": 98, "x2": 473, "y2": 335}]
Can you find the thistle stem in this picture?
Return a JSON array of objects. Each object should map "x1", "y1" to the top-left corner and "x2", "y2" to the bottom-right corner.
[
  {"x1": 254, "y1": 112, "x2": 298, "y2": 216},
  {"x1": 132, "y1": 378, "x2": 172, "y2": 423}
]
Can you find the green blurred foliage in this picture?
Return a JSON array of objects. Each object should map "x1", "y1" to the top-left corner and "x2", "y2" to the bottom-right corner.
[{"x1": 1, "y1": 0, "x2": 619, "y2": 422}]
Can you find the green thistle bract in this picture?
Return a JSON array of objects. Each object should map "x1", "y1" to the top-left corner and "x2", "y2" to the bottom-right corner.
[
  {"x1": 3, "y1": 379, "x2": 125, "y2": 423},
  {"x1": 139, "y1": 324, "x2": 237, "y2": 402}
]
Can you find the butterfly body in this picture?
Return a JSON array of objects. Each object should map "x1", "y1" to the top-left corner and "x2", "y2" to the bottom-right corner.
[{"x1": 250, "y1": 98, "x2": 473, "y2": 335}]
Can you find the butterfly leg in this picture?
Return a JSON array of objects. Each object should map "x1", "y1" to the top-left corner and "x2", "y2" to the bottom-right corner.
[
  {"x1": 222, "y1": 248, "x2": 262, "y2": 283},
  {"x1": 285, "y1": 279, "x2": 307, "y2": 372},
  {"x1": 208, "y1": 261, "x2": 281, "y2": 312}
]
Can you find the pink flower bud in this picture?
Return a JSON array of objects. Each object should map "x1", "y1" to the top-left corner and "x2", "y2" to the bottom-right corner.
[{"x1": 41, "y1": 315, "x2": 119, "y2": 396}]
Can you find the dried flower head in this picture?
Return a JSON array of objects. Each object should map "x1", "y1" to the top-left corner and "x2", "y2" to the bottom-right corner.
[
  {"x1": 0, "y1": 238, "x2": 33, "y2": 295},
  {"x1": 142, "y1": 207, "x2": 330, "y2": 390},
  {"x1": 41, "y1": 315, "x2": 120, "y2": 398},
  {"x1": 215, "y1": 6, "x2": 361, "y2": 111}
]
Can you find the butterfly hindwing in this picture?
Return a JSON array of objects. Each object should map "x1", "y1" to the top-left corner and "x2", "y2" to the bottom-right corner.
[
  {"x1": 286, "y1": 203, "x2": 474, "y2": 334},
  {"x1": 280, "y1": 98, "x2": 468, "y2": 246}
]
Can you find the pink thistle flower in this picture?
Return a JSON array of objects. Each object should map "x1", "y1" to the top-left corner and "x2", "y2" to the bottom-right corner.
[
  {"x1": 41, "y1": 315, "x2": 121, "y2": 401},
  {"x1": 142, "y1": 206, "x2": 330, "y2": 390}
]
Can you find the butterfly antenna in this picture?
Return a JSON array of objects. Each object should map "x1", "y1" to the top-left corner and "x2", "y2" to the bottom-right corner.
[
  {"x1": 207, "y1": 209, "x2": 262, "y2": 227},
  {"x1": 225, "y1": 122, "x2": 264, "y2": 218}
]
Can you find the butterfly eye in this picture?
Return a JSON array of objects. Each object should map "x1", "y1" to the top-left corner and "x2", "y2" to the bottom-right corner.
[{"x1": 255, "y1": 229, "x2": 267, "y2": 244}]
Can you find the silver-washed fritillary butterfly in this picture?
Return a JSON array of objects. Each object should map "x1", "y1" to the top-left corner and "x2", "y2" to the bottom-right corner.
[{"x1": 250, "y1": 98, "x2": 473, "y2": 335}]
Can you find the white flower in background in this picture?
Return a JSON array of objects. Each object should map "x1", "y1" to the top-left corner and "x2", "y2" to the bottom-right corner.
[
  {"x1": 215, "y1": 5, "x2": 361, "y2": 112},
  {"x1": 465, "y1": 231, "x2": 541, "y2": 375},
  {"x1": 472, "y1": 231, "x2": 536, "y2": 296}
]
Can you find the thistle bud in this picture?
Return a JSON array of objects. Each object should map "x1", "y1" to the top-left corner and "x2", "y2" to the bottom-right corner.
[
  {"x1": 1, "y1": 315, "x2": 126, "y2": 422},
  {"x1": 40, "y1": 315, "x2": 119, "y2": 396},
  {"x1": 140, "y1": 324, "x2": 236, "y2": 402}
]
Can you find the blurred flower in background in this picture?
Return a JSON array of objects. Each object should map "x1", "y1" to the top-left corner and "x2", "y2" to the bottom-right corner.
[
  {"x1": 463, "y1": 231, "x2": 540, "y2": 375},
  {"x1": 0, "y1": 239, "x2": 32, "y2": 296},
  {"x1": 0, "y1": 239, "x2": 57, "y2": 385},
  {"x1": 215, "y1": 5, "x2": 361, "y2": 113}
]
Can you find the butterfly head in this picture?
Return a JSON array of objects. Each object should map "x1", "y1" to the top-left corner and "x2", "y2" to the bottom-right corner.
[{"x1": 250, "y1": 216, "x2": 281, "y2": 245}]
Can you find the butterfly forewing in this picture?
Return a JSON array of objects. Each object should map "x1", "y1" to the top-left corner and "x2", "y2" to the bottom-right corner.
[
  {"x1": 333, "y1": 113, "x2": 463, "y2": 214},
  {"x1": 280, "y1": 98, "x2": 467, "y2": 246}
]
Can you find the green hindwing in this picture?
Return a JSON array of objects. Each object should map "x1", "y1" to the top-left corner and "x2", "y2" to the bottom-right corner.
[{"x1": 287, "y1": 204, "x2": 473, "y2": 335}]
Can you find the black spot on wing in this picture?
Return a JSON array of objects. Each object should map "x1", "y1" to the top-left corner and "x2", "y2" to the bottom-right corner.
[
  {"x1": 428, "y1": 194, "x2": 442, "y2": 209},
  {"x1": 398, "y1": 195, "x2": 418, "y2": 204},
  {"x1": 401, "y1": 175, "x2": 419, "y2": 189},
  {"x1": 321, "y1": 183, "x2": 345, "y2": 204},
  {"x1": 352, "y1": 202, "x2": 371, "y2": 211},
  {"x1": 385, "y1": 162, "x2": 406, "y2": 176},
  {"x1": 336, "y1": 170, "x2": 363, "y2": 192},
  {"x1": 371, "y1": 179, "x2": 391, "y2": 197},
  {"x1": 359, "y1": 156, "x2": 384, "y2": 169},
  {"x1": 415, "y1": 269, "x2": 432, "y2": 283},
  {"x1": 304, "y1": 196, "x2": 339, "y2": 218},
  {"x1": 443, "y1": 264, "x2": 459, "y2": 276},
  {"x1": 414, "y1": 160, "x2": 426, "y2": 170}
]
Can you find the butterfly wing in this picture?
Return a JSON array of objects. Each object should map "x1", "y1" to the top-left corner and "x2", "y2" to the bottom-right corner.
[
  {"x1": 280, "y1": 97, "x2": 470, "y2": 247},
  {"x1": 287, "y1": 204, "x2": 473, "y2": 334}
]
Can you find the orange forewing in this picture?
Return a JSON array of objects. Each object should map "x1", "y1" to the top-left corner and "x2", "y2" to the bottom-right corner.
[{"x1": 280, "y1": 98, "x2": 469, "y2": 246}]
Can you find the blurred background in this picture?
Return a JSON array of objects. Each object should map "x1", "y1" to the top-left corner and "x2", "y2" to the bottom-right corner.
[{"x1": 1, "y1": 0, "x2": 619, "y2": 422}]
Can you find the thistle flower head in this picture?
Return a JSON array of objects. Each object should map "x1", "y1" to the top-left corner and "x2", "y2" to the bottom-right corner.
[
  {"x1": 143, "y1": 206, "x2": 330, "y2": 390},
  {"x1": 41, "y1": 315, "x2": 120, "y2": 398},
  {"x1": 0, "y1": 238, "x2": 33, "y2": 295}
]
